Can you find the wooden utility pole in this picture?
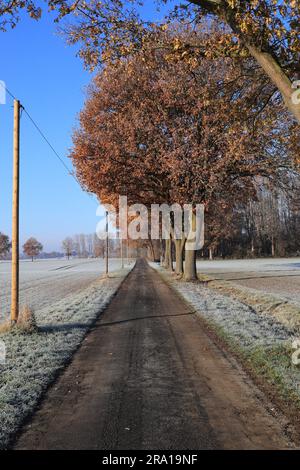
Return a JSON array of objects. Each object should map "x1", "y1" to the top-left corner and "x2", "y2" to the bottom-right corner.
[
  {"x1": 11, "y1": 100, "x2": 21, "y2": 324},
  {"x1": 105, "y1": 211, "x2": 109, "y2": 276}
]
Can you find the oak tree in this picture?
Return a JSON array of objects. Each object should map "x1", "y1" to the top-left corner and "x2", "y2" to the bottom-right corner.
[
  {"x1": 71, "y1": 26, "x2": 296, "y2": 279},
  {"x1": 0, "y1": 232, "x2": 11, "y2": 258},
  {"x1": 1, "y1": 1, "x2": 299, "y2": 122},
  {"x1": 23, "y1": 237, "x2": 43, "y2": 261}
]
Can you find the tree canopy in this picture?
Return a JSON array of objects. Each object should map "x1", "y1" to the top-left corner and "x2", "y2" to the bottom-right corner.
[
  {"x1": 0, "y1": 232, "x2": 11, "y2": 258},
  {"x1": 0, "y1": 1, "x2": 299, "y2": 121},
  {"x1": 23, "y1": 237, "x2": 43, "y2": 260},
  {"x1": 70, "y1": 25, "x2": 297, "y2": 278}
]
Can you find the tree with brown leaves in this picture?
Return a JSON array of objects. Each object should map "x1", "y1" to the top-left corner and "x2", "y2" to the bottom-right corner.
[
  {"x1": 1, "y1": 1, "x2": 299, "y2": 122},
  {"x1": 172, "y1": 0, "x2": 300, "y2": 123},
  {"x1": 71, "y1": 26, "x2": 296, "y2": 280},
  {"x1": 0, "y1": 232, "x2": 11, "y2": 259},
  {"x1": 23, "y1": 237, "x2": 43, "y2": 261}
]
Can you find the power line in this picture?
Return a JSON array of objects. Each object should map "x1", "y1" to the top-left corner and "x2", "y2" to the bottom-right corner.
[
  {"x1": 23, "y1": 107, "x2": 99, "y2": 206},
  {"x1": 22, "y1": 107, "x2": 74, "y2": 176},
  {"x1": 0, "y1": 81, "x2": 17, "y2": 101},
  {"x1": 23, "y1": 108, "x2": 99, "y2": 207},
  {"x1": 0, "y1": 82, "x2": 98, "y2": 206}
]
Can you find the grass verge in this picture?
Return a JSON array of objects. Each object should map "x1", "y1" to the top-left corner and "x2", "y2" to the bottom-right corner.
[{"x1": 199, "y1": 273, "x2": 300, "y2": 331}]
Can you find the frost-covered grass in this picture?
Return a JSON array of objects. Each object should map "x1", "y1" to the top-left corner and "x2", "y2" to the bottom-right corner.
[
  {"x1": 196, "y1": 257, "x2": 300, "y2": 275},
  {"x1": 197, "y1": 257, "x2": 300, "y2": 303},
  {"x1": 198, "y1": 276, "x2": 300, "y2": 331},
  {"x1": 0, "y1": 258, "x2": 132, "y2": 323},
  {"x1": 0, "y1": 266, "x2": 133, "y2": 449},
  {"x1": 150, "y1": 262, "x2": 300, "y2": 411}
]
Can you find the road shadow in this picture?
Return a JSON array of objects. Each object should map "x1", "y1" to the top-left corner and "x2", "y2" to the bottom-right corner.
[
  {"x1": 39, "y1": 311, "x2": 196, "y2": 333},
  {"x1": 39, "y1": 322, "x2": 89, "y2": 333}
]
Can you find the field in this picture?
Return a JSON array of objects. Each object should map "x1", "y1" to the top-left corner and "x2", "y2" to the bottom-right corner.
[
  {"x1": 0, "y1": 258, "x2": 128, "y2": 323},
  {"x1": 2, "y1": 257, "x2": 299, "y2": 324},
  {"x1": 197, "y1": 257, "x2": 300, "y2": 303}
]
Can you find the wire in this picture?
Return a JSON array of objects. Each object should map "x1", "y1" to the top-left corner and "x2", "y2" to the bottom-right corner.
[
  {"x1": 22, "y1": 107, "x2": 74, "y2": 176},
  {"x1": 0, "y1": 81, "x2": 98, "y2": 206},
  {"x1": 0, "y1": 81, "x2": 17, "y2": 101},
  {"x1": 23, "y1": 108, "x2": 99, "y2": 207}
]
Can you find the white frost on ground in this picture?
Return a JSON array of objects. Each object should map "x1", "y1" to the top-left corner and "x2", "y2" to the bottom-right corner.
[
  {"x1": 197, "y1": 257, "x2": 300, "y2": 303},
  {"x1": 150, "y1": 262, "x2": 294, "y2": 348},
  {"x1": 195, "y1": 258, "x2": 300, "y2": 330},
  {"x1": 150, "y1": 262, "x2": 300, "y2": 406},
  {"x1": 168, "y1": 278, "x2": 293, "y2": 349},
  {"x1": 0, "y1": 258, "x2": 132, "y2": 323},
  {"x1": 0, "y1": 265, "x2": 133, "y2": 449}
]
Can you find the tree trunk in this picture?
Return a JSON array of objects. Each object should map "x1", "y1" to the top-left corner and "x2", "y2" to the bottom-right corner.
[
  {"x1": 209, "y1": 247, "x2": 213, "y2": 260},
  {"x1": 174, "y1": 238, "x2": 185, "y2": 275},
  {"x1": 148, "y1": 240, "x2": 155, "y2": 261},
  {"x1": 163, "y1": 238, "x2": 173, "y2": 271},
  {"x1": 246, "y1": 45, "x2": 300, "y2": 124},
  {"x1": 189, "y1": 1, "x2": 300, "y2": 124},
  {"x1": 251, "y1": 237, "x2": 255, "y2": 255},
  {"x1": 271, "y1": 235, "x2": 275, "y2": 257},
  {"x1": 184, "y1": 210, "x2": 197, "y2": 281},
  {"x1": 163, "y1": 240, "x2": 168, "y2": 269},
  {"x1": 161, "y1": 239, "x2": 165, "y2": 266},
  {"x1": 167, "y1": 238, "x2": 174, "y2": 272},
  {"x1": 151, "y1": 239, "x2": 161, "y2": 262},
  {"x1": 184, "y1": 249, "x2": 197, "y2": 281}
]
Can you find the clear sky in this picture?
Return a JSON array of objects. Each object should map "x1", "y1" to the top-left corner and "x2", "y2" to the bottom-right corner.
[{"x1": 0, "y1": 2, "x2": 174, "y2": 252}]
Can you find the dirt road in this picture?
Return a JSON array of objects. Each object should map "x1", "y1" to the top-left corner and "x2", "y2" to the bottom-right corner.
[{"x1": 14, "y1": 259, "x2": 294, "y2": 450}]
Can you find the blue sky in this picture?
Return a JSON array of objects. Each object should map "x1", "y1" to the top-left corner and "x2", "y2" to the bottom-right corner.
[{"x1": 0, "y1": 2, "x2": 174, "y2": 252}]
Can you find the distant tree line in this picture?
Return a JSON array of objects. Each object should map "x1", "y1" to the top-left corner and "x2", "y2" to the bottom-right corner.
[
  {"x1": 62, "y1": 234, "x2": 130, "y2": 259},
  {"x1": 203, "y1": 178, "x2": 300, "y2": 260},
  {"x1": 1, "y1": 183, "x2": 300, "y2": 264},
  {"x1": 0, "y1": 234, "x2": 44, "y2": 261}
]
